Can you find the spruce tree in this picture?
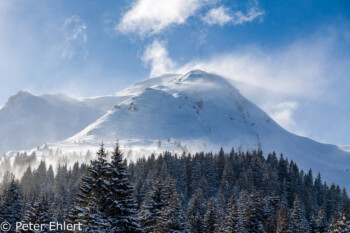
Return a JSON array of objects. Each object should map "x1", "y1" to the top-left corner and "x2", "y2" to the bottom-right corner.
[
  {"x1": 22, "y1": 195, "x2": 53, "y2": 232},
  {"x1": 328, "y1": 211, "x2": 350, "y2": 233},
  {"x1": 139, "y1": 179, "x2": 166, "y2": 232},
  {"x1": 289, "y1": 196, "x2": 310, "y2": 233},
  {"x1": 187, "y1": 188, "x2": 206, "y2": 233},
  {"x1": 156, "y1": 179, "x2": 188, "y2": 233},
  {"x1": 106, "y1": 143, "x2": 142, "y2": 232},
  {"x1": 219, "y1": 195, "x2": 242, "y2": 233},
  {"x1": 310, "y1": 209, "x2": 328, "y2": 233},
  {"x1": 241, "y1": 189, "x2": 265, "y2": 233},
  {"x1": 1, "y1": 179, "x2": 24, "y2": 228},
  {"x1": 275, "y1": 205, "x2": 289, "y2": 233},
  {"x1": 69, "y1": 144, "x2": 110, "y2": 232},
  {"x1": 203, "y1": 198, "x2": 217, "y2": 233}
]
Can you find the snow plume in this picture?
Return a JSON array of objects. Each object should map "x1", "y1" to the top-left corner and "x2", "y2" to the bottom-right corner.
[
  {"x1": 146, "y1": 36, "x2": 333, "y2": 99},
  {"x1": 61, "y1": 15, "x2": 88, "y2": 60},
  {"x1": 142, "y1": 40, "x2": 176, "y2": 77},
  {"x1": 264, "y1": 101, "x2": 299, "y2": 131},
  {"x1": 202, "y1": 4, "x2": 264, "y2": 26},
  {"x1": 117, "y1": 0, "x2": 211, "y2": 36},
  {"x1": 141, "y1": 31, "x2": 350, "y2": 136}
]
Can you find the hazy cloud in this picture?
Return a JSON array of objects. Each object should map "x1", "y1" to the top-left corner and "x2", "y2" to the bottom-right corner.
[
  {"x1": 141, "y1": 32, "x2": 350, "y2": 135},
  {"x1": 61, "y1": 16, "x2": 88, "y2": 60},
  {"x1": 231, "y1": 6, "x2": 265, "y2": 25},
  {"x1": 202, "y1": 6, "x2": 232, "y2": 26},
  {"x1": 264, "y1": 101, "x2": 299, "y2": 130},
  {"x1": 176, "y1": 39, "x2": 332, "y2": 99},
  {"x1": 202, "y1": 5, "x2": 264, "y2": 26}
]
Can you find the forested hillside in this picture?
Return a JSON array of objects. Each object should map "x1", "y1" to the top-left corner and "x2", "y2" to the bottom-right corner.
[{"x1": 0, "y1": 145, "x2": 349, "y2": 232}]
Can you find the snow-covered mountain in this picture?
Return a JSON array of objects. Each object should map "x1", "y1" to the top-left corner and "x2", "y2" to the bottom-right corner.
[
  {"x1": 0, "y1": 91, "x2": 107, "y2": 154},
  {"x1": 64, "y1": 70, "x2": 350, "y2": 188},
  {"x1": 1, "y1": 70, "x2": 350, "y2": 189}
]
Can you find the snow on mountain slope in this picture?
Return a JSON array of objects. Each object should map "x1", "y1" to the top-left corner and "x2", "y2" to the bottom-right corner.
[
  {"x1": 1, "y1": 70, "x2": 350, "y2": 189},
  {"x1": 0, "y1": 91, "x2": 106, "y2": 154},
  {"x1": 340, "y1": 145, "x2": 350, "y2": 153},
  {"x1": 62, "y1": 70, "x2": 350, "y2": 189}
]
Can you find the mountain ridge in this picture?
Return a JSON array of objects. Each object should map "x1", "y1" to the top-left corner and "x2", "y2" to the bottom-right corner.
[{"x1": 1, "y1": 70, "x2": 350, "y2": 190}]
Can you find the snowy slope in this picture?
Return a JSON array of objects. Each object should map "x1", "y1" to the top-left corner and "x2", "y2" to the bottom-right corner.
[
  {"x1": 0, "y1": 91, "x2": 106, "y2": 154},
  {"x1": 63, "y1": 70, "x2": 350, "y2": 189},
  {"x1": 1, "y1": 70, "x2": 350, "y2": 189}
]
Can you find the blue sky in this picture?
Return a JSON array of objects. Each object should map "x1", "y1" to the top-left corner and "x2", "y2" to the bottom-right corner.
[{"x1": 0, "y1": 0, "x2": 350, "y2": 145}]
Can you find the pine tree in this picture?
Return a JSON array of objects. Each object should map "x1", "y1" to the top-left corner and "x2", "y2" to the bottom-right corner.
[
  {"x1": 275, "y1": 205, "x2": 289, "y2": 233},
  {"x1": 21, "y1": 165, "x2": 34, "y2": 202},
  {"x1": 289, "y1": 196, "x2": 310, "y2": 233},
  {"x1": 241, "y1": 189, "x2": 265, "y2": 233},
  {"x1": 105, "y1": 143, "x2": 142, "y2": 232},
  {"x1": 219, "y1": 195, "x2": 242, "y2": 233},
  {"x1": 328, "y1": 211, "x2": 350, "y2": 233},
  {"x1": 22, "y1": 195, "x2": 53, "y2": 232},
  {"x1": 218, "y1": 157, "x2": 235, "y2": 202},
  {"x1": 203, "y1": 198, "x2": 217, "y2": 233},
  {"x1": 187, "y1": 188, "x2": 206, "y2": 233},
  {"x1": 139, "y1": 179, "x2": 166, "y2": 232},
  {"x1": 1, "y1": 179, "x2": 24, "y2": 228},
  {"x1": 156, "y1": 179, "x2": 188, "y2": 233},
  {"x1": 310, "y1": 209, "x2": 328, "y2": 233},
  {"x1": 69, "y1": 144, "x2": 110, "y2": 232}
]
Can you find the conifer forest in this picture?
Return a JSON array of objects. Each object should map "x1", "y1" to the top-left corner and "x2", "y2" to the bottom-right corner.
[{"x1": 0, "y1": 144, "x2": 349, "y2": 232}]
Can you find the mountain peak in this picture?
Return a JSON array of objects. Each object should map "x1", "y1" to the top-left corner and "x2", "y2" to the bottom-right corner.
[
  {"x1": 5, "y1": 90, "x2": 33, "y2": 107},
  {"x1": 178, "y1": 69, "x2": 232, "y2": 87}
]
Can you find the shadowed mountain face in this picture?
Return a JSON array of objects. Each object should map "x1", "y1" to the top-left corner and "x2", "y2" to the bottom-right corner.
[
  {"x1": 0, "y1": 91, "x2": 105, "y2": 154},
  {"x1": 1, "y1": 70, "x2": 350, "y2": 189}
]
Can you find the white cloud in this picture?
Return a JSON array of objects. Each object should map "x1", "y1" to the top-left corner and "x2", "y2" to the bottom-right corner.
[
  {"x1": 61, "y1": 16, "x2": 87, "y2": 59},
  {"x1": 202, "y1": 6, "x2": 232, "y2": 26},
  {"x1": 117, "y1": 0, "x2": 210, "y2": 36},
  {"x1": 231, "y1": 6, "x2": 265, "y2": 25},
  {"x1": 202, "y1": 5, "x2": 264, "y2": 26},
  {"x1": 142, "y1": 40, "x2": 176, "y2": 77}
]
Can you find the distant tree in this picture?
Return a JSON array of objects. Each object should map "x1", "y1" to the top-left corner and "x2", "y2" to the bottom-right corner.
[
  {"x1": 203, "y1": 198, "x2": 217, "y2": 233},
  {"x1": 187, "y1": 188, "x2": 206, "y2": 233},
  {"x1": 219, "y1": 195, "x2": 243, "y2": 233},
  {"x1": 139, "y1": 179, "x2": 166, "y2": 233},
  {"x1": 156, "y1": 179, "x2": 188, "y2": 233},
  {"x1": 1, "y1": 179, "x2": 24, "y2": 228},
  {"x1": 241, "y1": 189, "x2": 265, "y2": 233},
  {"x1": 328, "y1": 211, "x2": 350, "y2": 233},
  {"x1": 289, "y1": 196, "x2": 310, "y2": 233},
  {"x1": 275, "y1": 205, "x2": 289, "y2": 233},
  {"x1": 23, "y1": 195, "x2": 53, "y2": 232},
  {"x1": 310, "y1": 209, "x2": 328, "y2": 233}
]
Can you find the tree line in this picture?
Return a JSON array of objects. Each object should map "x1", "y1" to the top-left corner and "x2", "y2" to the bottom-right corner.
[{"x1": 0, "y1": 144, "x2": 349, "y2": 232}]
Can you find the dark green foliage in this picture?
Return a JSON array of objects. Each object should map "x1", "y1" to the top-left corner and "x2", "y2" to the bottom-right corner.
[
  {"x1": 156, "y1": 178, "x2": 188, "y2": 233},
  {"x1": 1, "y1": 179, "x2": 24, "y2": 227},
  {"x1": 139, "y1": 179, "x2": 166, "y2": 232},
  {"x1": 0, "y1": 147, "x2": 348, "y2": 232},
  {"x1": 22, "y1": 195, "x2": 53, "y2": 232},
  {"x1": 105, "y1": 143, "x2": 142, "y2": 232},
  {"x1": 203, "y1": 198, "x2": 217, "y2": 233}
]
